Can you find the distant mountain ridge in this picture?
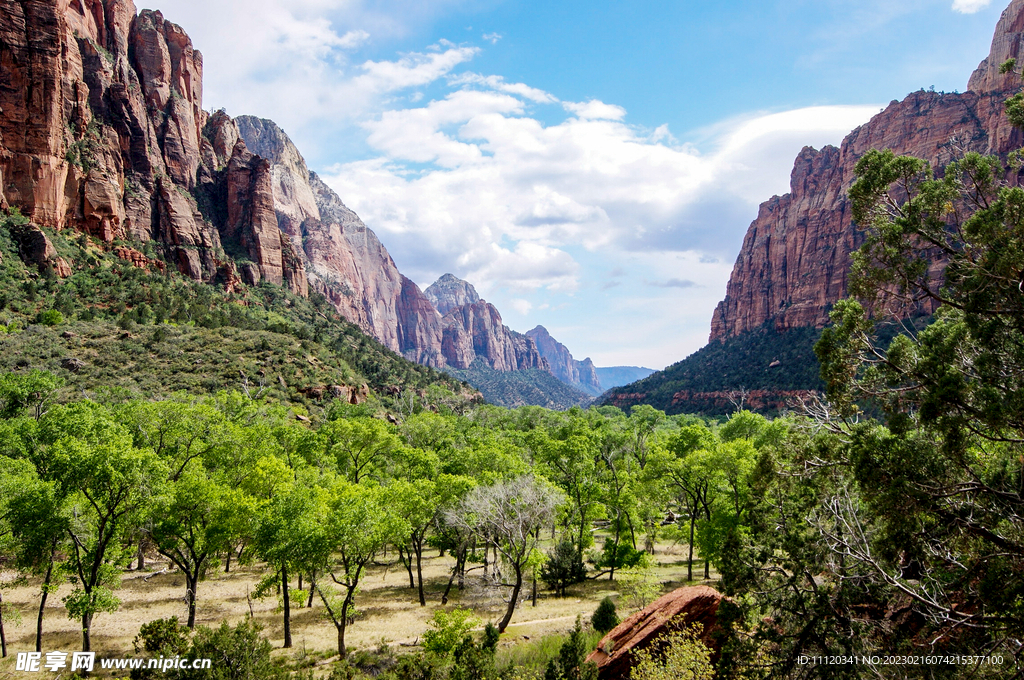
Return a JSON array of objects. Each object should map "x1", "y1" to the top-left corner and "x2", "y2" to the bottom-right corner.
[
  {"x1": 525, "y1": 325, "x2": 603, "y2": 396},
  {"x1": 594, "y1": 366, "x2": 656, "y2": 390}
]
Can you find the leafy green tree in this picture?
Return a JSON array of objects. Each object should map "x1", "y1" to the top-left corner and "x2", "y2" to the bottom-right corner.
[
  {"x1": 0, "y1": 370, "x2": 63, "y2": 419},
  {"x1": 149, "y1": 464, "x2": 234, "y2": 627},
  {"x1": 319, "y1": 417, "x2": 400, "y2": 483},
  {"x1": 315, "y1": 480, "x2": 407, "y2": 657},
  {"x1": 38, "y1": 402, "x2": 167, "y2": 651}
]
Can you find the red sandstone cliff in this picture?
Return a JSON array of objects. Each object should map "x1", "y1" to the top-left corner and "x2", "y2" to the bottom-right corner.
[
  {"x1": 0, "y1": 0, "x2": 306, "y2": 292},
  {"x1": 709, "y1": 0, "x2": 1024, "y2": 341},
  {"x1": 232, "y1": 120, "x2": 547, "y2": 373}
]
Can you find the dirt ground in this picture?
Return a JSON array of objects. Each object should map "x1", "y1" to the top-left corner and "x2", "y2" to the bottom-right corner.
[{"x1": 0, "y1": 539, "x2": 716, "y2": 675}]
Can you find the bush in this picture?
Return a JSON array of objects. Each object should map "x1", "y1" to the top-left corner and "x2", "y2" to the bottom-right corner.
[
  {"x1": 629, "y1": 622, "x2": 713, "y2": 680},
  {"x1": 37, "y1": 309, "x2": 63, "y2": 326},
  {"x1": 591, "y1": 597, "x2": 619, "y2": 634},
  {"x1": 175, "y1": 619, "x2": 287, "y2": 680},
  {"x1": 595, "y1": 539, "x2": 645, "y2": 571},
  {"x1": 422, "y1": 608, "x2": 478, "y2": 657},
  {"x1": 541, "y1": 540, "x2": 587, "y2": 597}
]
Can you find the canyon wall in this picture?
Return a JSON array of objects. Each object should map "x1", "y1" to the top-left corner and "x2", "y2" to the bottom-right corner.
[{"x1": 709, "y1": 0, "x2": 1024, "y2": 341}]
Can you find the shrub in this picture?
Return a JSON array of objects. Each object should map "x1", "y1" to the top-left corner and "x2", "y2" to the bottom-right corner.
[
  {"x1": 543, "y1": 617, "x2": 597, "y2": 680},
  {"x1": 629, "y1": 622, "x2": 713, "y2": 680},
  {"x1": 541, "y1": 540, "x2": 587, "y2": 597},
  {"x1": 422, "y1": 608, "x2": 478, "y2": 657},
  {"x1": 176, "y1": 619, "x2": 287, "y2": 680},
  {"x1": 591, "y1": 597, "x2": 619, "y2": 634},
  {"x1": 37, "y1": 309, "x2": 63, "y2": 326}
]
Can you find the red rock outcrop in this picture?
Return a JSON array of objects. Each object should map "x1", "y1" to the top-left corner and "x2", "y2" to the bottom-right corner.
[
  {"x1": 585, "y1": 586, "x2": 726, "y2": 680},
  {"x1": 710, "y1": 0, "x2": 1024, "y2": 342},
  {"x1": 526, "y1": 325, "x2": 603, "y2": 395},
  {"x1": 0, "y1": 0, "x2": 307, "y2": 293}
]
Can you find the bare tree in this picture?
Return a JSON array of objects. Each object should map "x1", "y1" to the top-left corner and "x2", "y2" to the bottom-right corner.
[{"x1": 448, "y1": 476, "x2": 562, "y2": 632}]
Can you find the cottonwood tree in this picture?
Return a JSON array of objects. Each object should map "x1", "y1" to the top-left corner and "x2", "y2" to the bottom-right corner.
[
  {"x1": 314, "y1": 481, "x2": 406, "y2": 657},
  {"x1": 450, "y1": 475, "x2": 562, "y2": 632},
  {"x1": 38, "y1": 402, "x2": 167, "y2": 651},
  {"x1": 149, "y1": 463, "x2": 234, "y2": 628}
]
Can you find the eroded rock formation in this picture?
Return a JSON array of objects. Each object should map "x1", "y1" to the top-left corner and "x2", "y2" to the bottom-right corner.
[
  {"x1": 0, "y1": 0, "x2": 306, "y2": 292},
  {"x1": 710, "y1": 0, "x2": 1024, "y2": 341},
  {"x1": 585, "y1": 586, "x2": 726, "y2": 680}
]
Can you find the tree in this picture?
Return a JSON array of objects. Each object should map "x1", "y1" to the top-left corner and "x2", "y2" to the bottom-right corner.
[
  {"x1": 149, "y1": 464, "x2": 234, "y2": 628},
  {"x1": 38, "y1": 402, "x2": 167, "y2": 651},
  {"x1": 543, "y1": 616, "x2": 598, "y2": 680},
  {"x1": 541, "y1": 539, "x2": 587, "y2": 597},
  {"x1": 319, "y1": 417, "x2": 400, "y2": 483},
  {"x1": 591, "y1": 597, "x2": 619, "y2": 634},
  {"x1": 315, "y1": 480, "x2": 406, "y2": 657},
  {"x1": 451, "y1": 475, "x2": 562, "y2": 632}
]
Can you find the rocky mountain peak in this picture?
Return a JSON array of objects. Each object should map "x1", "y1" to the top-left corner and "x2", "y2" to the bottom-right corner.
[
  {"x1": 425, "y1": 274, "x2": 482, "y2": 316},
  {"x1": 526, "y1": 326, "x2": 603, "y2": 396},
  {"x1": 968, "y1": 0, "x2": 1024, "y2": 94}
]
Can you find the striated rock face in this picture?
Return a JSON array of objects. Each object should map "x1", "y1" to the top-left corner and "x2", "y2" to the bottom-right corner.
[
  {"x1": 710, "y1": 0, "x2": 1024, "y2": 342},
  {"x1": 0, "y1": 0, "x2": 307, "y2": 293},
  {"x1": 526, "y1": 325, "x2": 603, "y2": 396},
  {"x1": 232, "y1": 121, "x2": 551, "y2": 375},
  {"x1": 425, "y1": 273, "x2": 482, "y2": 315},
  {"x1": 585, "y1": 586, "x2": 726, "y2": 680},
  {"x1": 235, "y1": 115, "x2": 446, "y2": 366},
  {"x1": 439, "y1": 298, "x2": 547, "y2": 371}
]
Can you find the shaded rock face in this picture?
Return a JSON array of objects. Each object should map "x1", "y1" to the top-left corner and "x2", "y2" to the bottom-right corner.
[
  {"x1": 526, "y1": 325, "x2": 603, "y2": 396},
  {"x1": 585, "y1": 586, "x2": 726, "y2": 680},
  {"x1": 710, "y1": 0, "x2": 1024, "y2": 342},
  {"x1": 0, "y1": 0, "x2": 306, "y2": 294},
  {"x1": 439, "y1": 298, "x2": 547, "y2": 371},
  {"x1": 425, "y1": 273, "x2": 481, "y2": 315},
  {"x1": 235, "y1": 115, "x2": 446, "y2": 366}
]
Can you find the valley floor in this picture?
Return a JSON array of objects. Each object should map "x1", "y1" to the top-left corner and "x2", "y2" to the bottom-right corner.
[{"x1": 0, "y1": 538, "x2": 715, "y2": 673}]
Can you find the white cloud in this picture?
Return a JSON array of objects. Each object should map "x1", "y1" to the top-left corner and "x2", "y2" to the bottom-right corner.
[
  {"x1": 482, "y1": 32, "x2": 502, "y2": 44},
  {"x1": 323, "y1": 85, "x2": 877, "y2": 295},
  {"x1": 562, "y1": 100, "x2": 627, "y2": 120},
  {"x1": 510, "y1": 298, "x2": 532, "y2": 315},
  {"x1": 952, "y1": 0, "x2": 992, "y2": 13}
]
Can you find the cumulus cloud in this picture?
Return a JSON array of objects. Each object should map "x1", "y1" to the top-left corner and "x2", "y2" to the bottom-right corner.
[
  {"x1": 952, "y1": 0, "x2": 992, "y2": 13},
  {"x1": 323, "y1": 77, "x2": 877, "y2": 294}
]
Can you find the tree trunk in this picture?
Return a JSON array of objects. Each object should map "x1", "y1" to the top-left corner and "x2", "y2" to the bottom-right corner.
[
  {"x1": 281, "y1": 564, "x2": 292, "y2": 648},
  {"x1": 398, "y1": 545, "x2": 415, "y2": 589},
  {"x1": 82, "y1": 611, "x2": 92, "y2": 652},
  {"x1": 687, "y1": 512, "x2": 695, "y2": 582},
  {"x1": 704, "y1": 557, "x2": 710, "y2": 580},
  {"x1": 136, "y1": 540, "x2": 146, "y2": 571},
  {"x1": 224, "y1": 548, "x2": 232, "y2": 573},
  {"x1": 306, "y1": 573, "x2": 316, "y2": 609},
  {"x1": 36, "y1": 551, "x2": 55, "y2": 653},
  {"x1": 414, "y1": 539, "x2": 426, "y2": 607},
  {"x1": 532, "y1": 575, "x2": 537, "y2": 607},
  {"x1": 0, "y1": 591, "x2": 7, "y2": 658},
  {"x1": 497, "y1": 567, "x2": 523, "y2": 633},
  {"x1": 186, "y1": 572, "x2": 199, "y2": 629},
  {"x1": 337, "y1": 592, "x2": 354, "y2": 658}
]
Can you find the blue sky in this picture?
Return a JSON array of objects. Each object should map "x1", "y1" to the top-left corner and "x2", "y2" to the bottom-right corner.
[{"x1": 157, "y1": 0, "x2": 1007, "y2": 368}]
